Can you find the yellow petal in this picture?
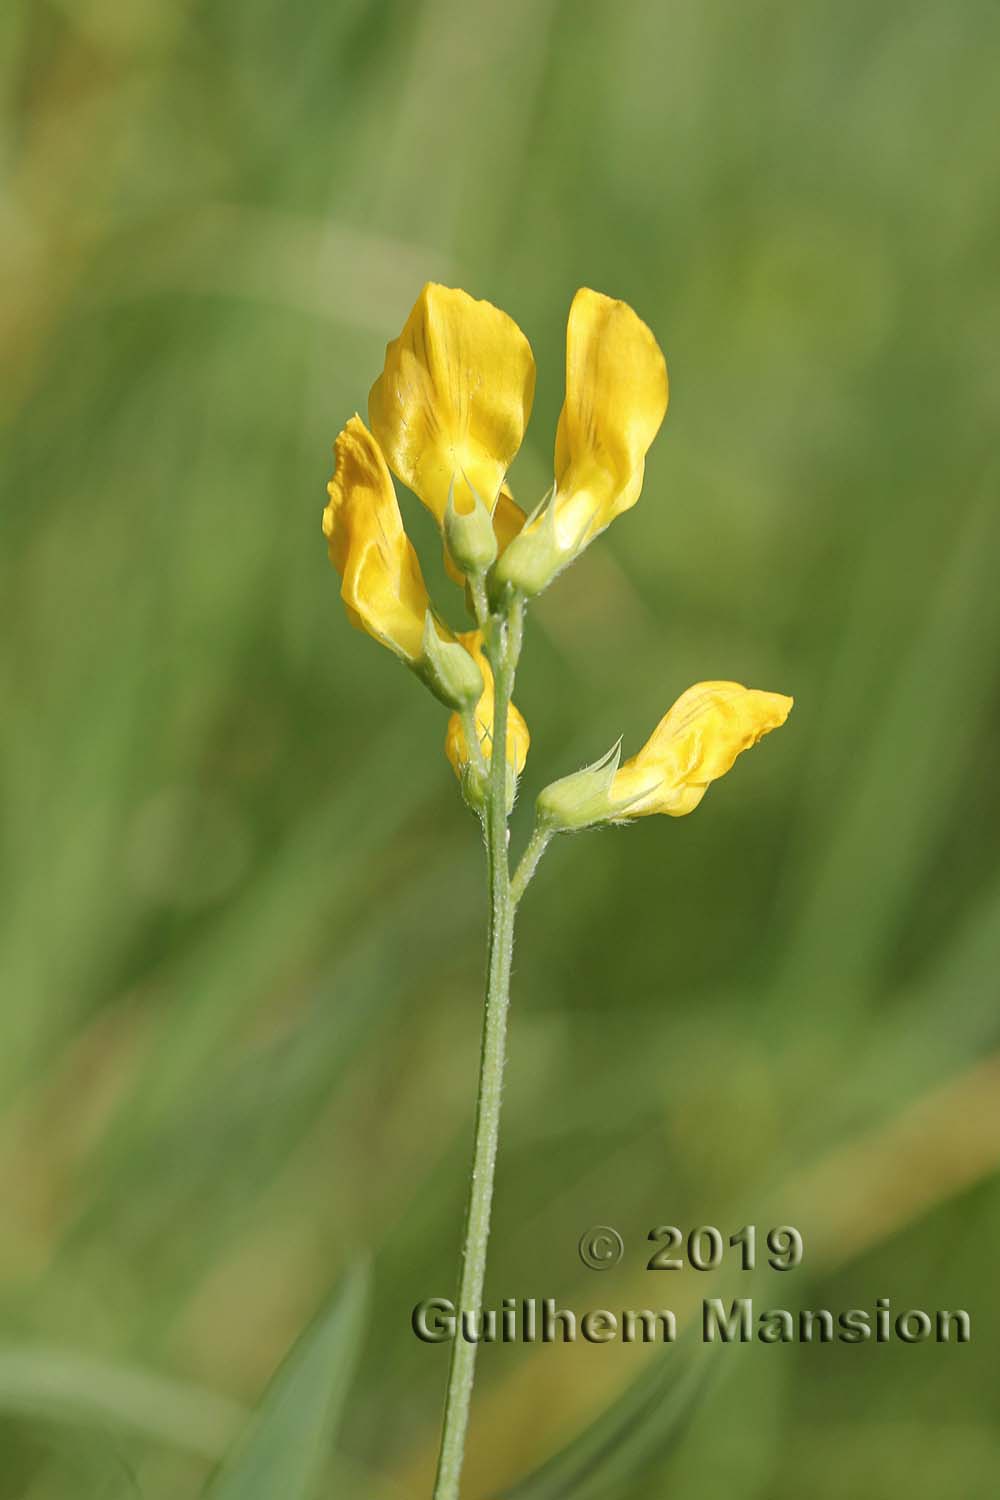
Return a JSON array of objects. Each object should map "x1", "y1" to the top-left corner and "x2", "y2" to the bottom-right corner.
[
  {"x1": 612, "y1": 682, "x2": 792, "y2": 817},
  {"x1": 323, "y1": 416, "x2": 429, "y2": 663},
  {"x1": 368, "y1": 283, "x2": 536, "y2": 526},
  {"x1": 493, "y1": 483, "x2": 527, "y2": 555},
  {"x1": 552, "y1": 287, "x2": 668, "y2": 551},
  {"x1": 445, "y1": 631, "x2": 530, "y2": 778}
]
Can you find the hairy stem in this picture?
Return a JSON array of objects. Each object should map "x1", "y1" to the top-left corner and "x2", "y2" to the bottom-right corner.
[
  {"x1": 511, "y1": 823, "x2": 553, "y2": 906},
  {"x1": 469, "y1": 573, "x2": 491, "y2": 631},
  {"x1": 433, "y1": 594, "x2": 522, "y2": 1500}
]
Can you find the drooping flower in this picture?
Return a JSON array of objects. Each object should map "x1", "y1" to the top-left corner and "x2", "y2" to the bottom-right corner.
[
  {"x1": 445, "y1": 630, "x2": 530, "y2": 780},
  {"x1": 536, "y1": 682, "x2": 792, "y2": 831},
  {"x1": 496, "y1": 288, "x2": 668, "y2": 595},
  {"x1": 611, "y1": 682, "x2": 793, "y2": 817},
  {"x1": 323, "y1": 416, "x2": 482, "y2": 709},
  {"x1": 323, "y1": 415, "x2": 428, "y2": 661},
  {"x1": 368, "y1": 283, "x2": 536, "y2": 551}
]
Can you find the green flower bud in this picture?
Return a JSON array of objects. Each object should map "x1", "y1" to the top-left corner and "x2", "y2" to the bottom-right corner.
[
  {"x1": 415, "y1": 612, "x2": 484, "y2": 711},
  {"x1": 444, "y1": 481, "x2": 498, "y2": 576},
  {"x1": 536, "y1": 740, "x2": 624, "y2": 832},
  {"x1": 492, "y1": 491, "x2": 566, "y2": 597},
  {"x1": 457, "y1": 756, "x2": 490, "y2": 814}
]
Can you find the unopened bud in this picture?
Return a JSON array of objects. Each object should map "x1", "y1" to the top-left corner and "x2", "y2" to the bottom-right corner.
[
  {"x1": 536, "y1": 740, "x2": 624, "y2": 832},
  {"x1": 444, "y1": 480, "x2": 498, "y2": 576},
  {"x1": 416, "y1": 613, "x2": 484, "y2": 711},
  {"x1": 492, "y1": 491, "x2": 567, "y2": 597}
]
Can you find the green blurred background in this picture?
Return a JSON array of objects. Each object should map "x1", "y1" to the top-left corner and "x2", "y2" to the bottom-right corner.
[{"x1": 2, "y1": 0, "x2": 999, "y2": 1495}]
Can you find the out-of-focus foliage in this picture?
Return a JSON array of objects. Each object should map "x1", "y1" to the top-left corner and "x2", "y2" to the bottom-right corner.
[
  {"x1": 1, "y1": 1, "x2": 998, "y2": 1496},
  {"x1": 204, "y1": 1263, "x2": 369, "y2": 1500}
]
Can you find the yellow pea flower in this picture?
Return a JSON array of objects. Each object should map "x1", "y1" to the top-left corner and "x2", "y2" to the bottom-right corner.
[
  {"x1": 611, "y1": 682, "x2": 793, "y2": 817},
  {"x1": 536, "y1": 682, "x2": 792, "y2": 832},
  {"x1": 445, "y1": 631, "x2": 530, "y2": 781},
  {"x1": 323, "y1": 416, "x2": 482, "y2": 709},
  {"x1": 368, "y1": 283, "x2": 536, "y2": 538},
  {"x1": 323, "y1": 415, "x2": 428, "y2": 660},
  {"x1": 366, "y1": 282, "x2": 665, "y2": 595},
  {"x1": 496, "y1": 288, "x2": 668, "y2": 595},
  {"x1": 555, "y1": 288, "x2": 669, "y2": 547}
]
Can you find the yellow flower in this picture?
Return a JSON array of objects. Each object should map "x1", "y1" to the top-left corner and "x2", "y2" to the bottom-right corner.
[
  {"x1": 323, "y1": 415, "x2": 428, "y2": 660},
  {"x1": 445, "y1": 631, "x2": 530, "y2": 780},
  {"x1": 323, "y1": 416, "x2": 482, "y2": 709},
  {"x1": 365, "y1": 283, "x2": 665, "y2": 594},
  {"x1": 554, "y1": 288, "x2": 669, "y2": 547},
  {"x1": 368, "y1": 283, "x2": 536, "y2": 537},
  {"x1": 496, "y1": 288, "x2": 668, "y2": 594},
  {"x1": 611, "y1": 682, "x2": 793, "y2": 817}
]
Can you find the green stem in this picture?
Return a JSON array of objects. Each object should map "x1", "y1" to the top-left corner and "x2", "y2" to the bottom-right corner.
[
  {"x1": 510, "y1": 824, "x2": 553, "y2": 906},
  {"x1": 469, "y1": 573, "x2": 490, "y2": 631},
  {"x1": 433, "y1": 594, "x2": 522, "y2": 1500},
  {"x1": 459, "y1": 706, "x2": 487, "y2": 778}
]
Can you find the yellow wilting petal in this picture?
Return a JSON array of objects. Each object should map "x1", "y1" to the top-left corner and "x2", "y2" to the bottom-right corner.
[
  {"x1": 611, "y1": 682, "x2": 793, "y2": 817},
  {"x1": 495, "y1": 288, "x2": 668, "y2": 595},
  {"x1": 445, "y1": 631, "x2": 530, "y2": 779},
  {"x1": 322, "y1": 415, "x2": 430, "y2": 663},
  {"x1": 368, "y1": 283, "x2": 536, "y2": 527}
]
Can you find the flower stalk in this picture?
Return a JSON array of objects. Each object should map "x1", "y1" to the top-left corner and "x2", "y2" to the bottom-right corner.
[
  {"x1": 511, "y1": 823, "x2": 552, "y2": 907},
  {"x1": 433, "y1": 592, "x2": 522, "y2": 1500},
  {"x1": 320, "y1": 280, "x2": 793, "y2": 1499}
]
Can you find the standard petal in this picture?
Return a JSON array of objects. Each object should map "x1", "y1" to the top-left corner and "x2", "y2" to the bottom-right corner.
[
  {"x1": 494, "y1": 289, "x2": 668, "y2": 596},
  {"x1": 323, "y1": 416, "x2": 429, "y2": 662},
  {"x1": 612, "y1": 681, "x2": 792, "y2": 817},
  {"x1": 552, "y1": 287, "x2": 668, "y2": 550},
  {"x1": 368, "y1": 283, "x2": 536, "y2": 527}
]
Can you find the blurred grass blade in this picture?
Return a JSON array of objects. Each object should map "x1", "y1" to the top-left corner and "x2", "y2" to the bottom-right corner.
[
  {"x1": 203, "y1": 1261, "x2": 371, "y2": 1500},
  {"x1": 0, "y1": 1346, "x2": 245, "y2": 1459},
  {"x1": 497, "y1": 1335, "x2": 715, "y2": 1500}
]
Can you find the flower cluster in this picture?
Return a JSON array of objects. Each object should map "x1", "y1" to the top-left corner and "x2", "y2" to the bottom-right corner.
[{"x1": 323, "y1": 283, "x2": 791, "y2": 825}]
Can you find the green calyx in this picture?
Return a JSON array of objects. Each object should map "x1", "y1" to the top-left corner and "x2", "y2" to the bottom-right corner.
[
  {"x1": 491, "y1": 488, "x2": 566, "y2": 598},
  {"x1": 416, "y1": 612, "x2": 483, "y2": 710},
  {"x1": 444, "y1": 480, "x2": 498, "y2": 577},
  {"x1": 536, "y1": 738, "x2": 624, "y2": 832}
]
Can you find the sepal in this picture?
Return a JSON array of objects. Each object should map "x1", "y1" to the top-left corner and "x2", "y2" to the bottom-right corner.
[
  {"x1": 444, "y1": 479, "x2": 499, "y2": 576},
  {"x1": 536, "y1": 738, "x2": 627, "y2": 832},
  {"x1": 456, "y1": 754, "x2": 490, "y2": 815},
  {"x1": 491, "y1": 487, "x2": 564, "y2": 598},
  {"x1": 415, "y1": 612, "x2": 484, "y2": 710}
]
